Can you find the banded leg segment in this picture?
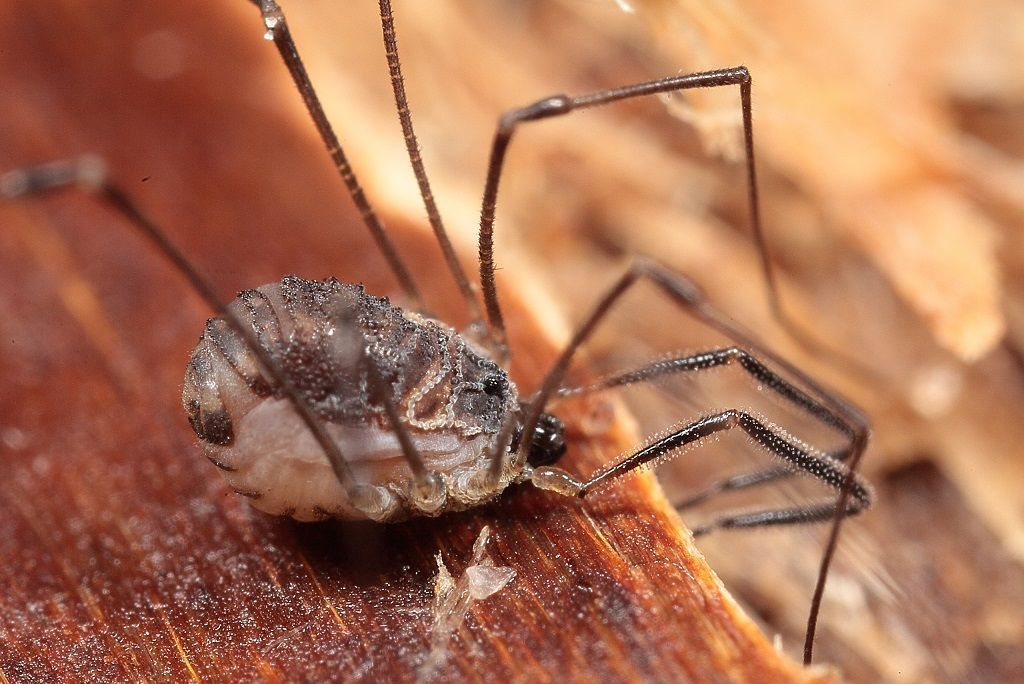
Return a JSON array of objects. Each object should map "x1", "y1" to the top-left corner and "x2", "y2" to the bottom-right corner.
[
  {"x1": 376, "y1": 0, "x2": 484, "y2": 329},
  {"x1": 672, "y1": 466, "x2": 791, "y2": 510}
]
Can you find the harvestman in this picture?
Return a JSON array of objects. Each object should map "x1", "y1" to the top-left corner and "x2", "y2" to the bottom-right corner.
[{"x1": 0, "y1": 0, "x2": 873, "y2": 665}]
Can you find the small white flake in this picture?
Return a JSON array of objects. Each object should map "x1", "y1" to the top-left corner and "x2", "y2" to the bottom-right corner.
[{"x1": 418, "y1": 526, "x2": 515, "y2": 681}]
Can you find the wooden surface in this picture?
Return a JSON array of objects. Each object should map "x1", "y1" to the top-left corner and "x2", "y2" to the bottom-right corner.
[
  {"x1": 4, "y1": 1, "x2": 1024, "y2": 682},
  {"x1": 0, "y1": 2, "x2": 824, "y2": 682}
]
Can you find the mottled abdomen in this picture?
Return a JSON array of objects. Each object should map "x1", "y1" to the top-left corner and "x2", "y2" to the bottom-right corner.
[{"x1": 182, "y1": 276, "x2": 518, "y2": 521}]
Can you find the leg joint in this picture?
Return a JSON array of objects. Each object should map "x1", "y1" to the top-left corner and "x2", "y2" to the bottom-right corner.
[{"x1": 499, "y1": 95, "x2": 573, "y2": 133}]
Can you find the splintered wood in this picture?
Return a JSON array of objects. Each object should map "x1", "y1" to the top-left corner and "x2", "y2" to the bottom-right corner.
[{"x1": 420, "y1": 527, "x2": 516, "y2": 681}]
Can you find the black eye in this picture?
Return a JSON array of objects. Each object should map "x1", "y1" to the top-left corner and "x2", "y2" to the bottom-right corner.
[
  {"x1": 525, "y1": 413, "x2": 566, "y2": 467},
  {"x1": 482, "y1": 374, "x2": 505, "y2": 396}
]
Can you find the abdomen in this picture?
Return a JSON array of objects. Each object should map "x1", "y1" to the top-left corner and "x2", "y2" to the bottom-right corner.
[{"x1": 182, "y1": 276, "x2": 518, "y2": 521}]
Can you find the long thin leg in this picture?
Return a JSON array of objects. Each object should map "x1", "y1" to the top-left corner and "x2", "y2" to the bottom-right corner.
[
  {"x1": 688, "y1": 501, "x2": 857, "y2": 537},
  {"x1": 556, "y1": 348, "x2": 856, "y2": 507},
  {"x1": 513, "y1": 260, "x2": 869, "y2": 474},
  {"x1": 558, "y1": 347, "x2": 854, "y2": 439},
  {"x1": 510, "y1": 257, "x2": 869, "y2": 665},
  {"x1": 253, "y1": 1, "x2": 423, "y2": 310},
  {"x1": 532, "y1": 409, "x2": 870, "y2": 523},
  {"x1": 672, "y1": 466, "x2": 791, "y2": 510},
  {"x1": 672, "y1": 445, "x2": 851, "y2": 511},
  {"x1": 476, "y1": 66, "x2": 877, "y2": 379},
  {"x1": 0, "y1": 157, "x2": 443, "y2": 517},
  {"x1": 376, "y1": 0, "x2": 484, "y2": 331}
]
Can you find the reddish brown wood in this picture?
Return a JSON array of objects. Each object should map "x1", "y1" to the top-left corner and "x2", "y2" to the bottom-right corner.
[{"x1": 0, "y1": 2, "x2": 821, "y2": 682}]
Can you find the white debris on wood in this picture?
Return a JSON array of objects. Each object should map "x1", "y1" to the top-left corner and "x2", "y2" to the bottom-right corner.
[
  {"x1": 418, "y1": 526, "x2": 516, "y2": 681},
  {"x1": 659, "y1": 93, "x2": 745, "y2": 163}
]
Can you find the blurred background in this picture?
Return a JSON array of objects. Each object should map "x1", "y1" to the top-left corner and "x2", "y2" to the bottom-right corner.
[
  {"x1": 2, "y1": 0, "x2": 1022, "y2": 681},
  {"x1": 291, "y1": 1, "x2": 1024, "y2": 680}
]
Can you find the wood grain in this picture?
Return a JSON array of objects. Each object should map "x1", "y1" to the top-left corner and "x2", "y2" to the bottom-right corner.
[{"x1": 0, "y1": 2, "x2": 823, "y2": 682}]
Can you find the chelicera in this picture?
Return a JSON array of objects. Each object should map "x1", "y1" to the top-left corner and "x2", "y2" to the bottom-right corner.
[{"x1": 0, "y1": 0, "x2": 873, "y2": 664}]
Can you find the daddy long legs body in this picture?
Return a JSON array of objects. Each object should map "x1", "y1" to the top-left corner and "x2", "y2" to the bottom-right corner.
[{"x1": 4, "y1": 0, "x2": 876, "y2": 675}]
